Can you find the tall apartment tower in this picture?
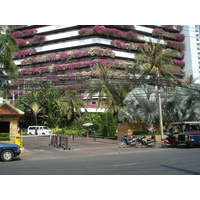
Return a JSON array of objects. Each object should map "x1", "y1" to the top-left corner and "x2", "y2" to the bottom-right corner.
[
  {"x1": 182, "y1": 25, "x2": 200, "y2": 83},
  {"x1": 11, "y1": 25, "x2": 186, "y2": 98}
]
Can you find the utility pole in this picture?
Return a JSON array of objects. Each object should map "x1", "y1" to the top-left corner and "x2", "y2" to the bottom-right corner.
[
  {"x1": 157, "y1": 85, "x2": 164, "y2": 139},
  {"x1": 156, "y1": 68, "x2": 164, "y2": 140}
]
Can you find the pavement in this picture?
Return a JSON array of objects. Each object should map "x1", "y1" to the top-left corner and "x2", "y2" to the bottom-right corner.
[{"x1": 20, "y1": 136, "x2": 163, "y2": 160}]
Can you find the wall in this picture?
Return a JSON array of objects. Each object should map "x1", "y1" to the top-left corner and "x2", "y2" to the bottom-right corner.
[
  {"x1": 117, "y1": 123, "x2": 163, "y2": 142},
  {"x1": 0, "y1": 117, "x2": 19, "y2": 144}
]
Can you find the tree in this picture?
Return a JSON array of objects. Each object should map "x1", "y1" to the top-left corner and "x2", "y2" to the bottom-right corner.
[
  {"x1": 127, "y1": 40, "x2": 184, "y2": 87},
  {"x1": 126, "y1": 40, "x2": 185, "y2": 138},
  {"x1": 15, "y1": 91, "x2": 43, "y2": 125},
  {"x1": 86, "y1": 63, "x2": 129, "y2": 115},
  {"x1": 41, "y1": 87, "x2": 85, "y2": 128},
  {"x1": 100, "y1": 112, "x2": 117, "y2": 137},
  {"x1": 39, "y1": 84, "x2": 66, "y2": 128},
  {"x1": 0, "y1": 26, "x2": 19, "y2": 98},
  {"x1": 118, "y1": 85, "x2": 160, "y2": 133},
  {"x1": 163, "y1": 84, "x2": 200, "y2": 122},
  {"x1": 119, "y1": 83, "x2": 200, "y2": 133}
]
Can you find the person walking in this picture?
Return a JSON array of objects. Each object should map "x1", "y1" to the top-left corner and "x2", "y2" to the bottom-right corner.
[{"x1": 35, "y1": 128, "x2": 38, "y2": 140}]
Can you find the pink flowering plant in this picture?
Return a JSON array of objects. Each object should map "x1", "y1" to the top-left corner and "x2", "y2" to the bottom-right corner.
[
  {"x1": 79, "y1": 25, "x2": 139, "y2": 41},
  {"x1": 163, "y1": 25, "x2": 183, "y2": 32},
  {"x1": 165, "y1": 40, "x2": 185, "y2": 51},
  {"x1": 14, "y1": 48, "x2": 36, "y2": 58},
  {"x1": 21, "y1": 48, "x2": 116, "y2": 65},
  {"x1": 111, "y1": 40, "x2": 145, "y2": 51},
  {"x1": 12, "y1": 29, "x2": 37, "y2": 38},
  {"x1": 153, "y1": 28, "x2": 185, "y2": 41},
  {"x1": 16, "y1": 39, "x2": 27, "y2": 47},
  {"x1": 28, "y1": 35, "x2": 46, "y2": 45},
  {"x1": 20, "y1": 59, "x2": 127, "y2": 75},
  {"x1": 172, "y1": 59, "x2": 185, "y2": 68},
  {"x1": 15, "y1": 35, "x2": 46, "y2": 47}
]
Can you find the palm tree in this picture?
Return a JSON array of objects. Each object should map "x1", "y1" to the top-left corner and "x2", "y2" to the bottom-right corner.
[
  {"x1": 163, "y1": 84, "x2": 200, "y2": 122},
  {"x1": 128, "y1": 40, "x2": 184, "y2": 86},
  {"x1": 39, "y1": 84, "x2": 66, "y2": 128},
  {"x1": 127, "y1": 40, "x2": 185, "y2": 138},
  {"x1": 64, "y1": 90, "x2": 85, "y2": 121},
  {"x1": 42, "y1": 98, "x2": 65, "y2": 128},
  {"x1": 16, "y1": 91, "x2": 43, "y2": 125},
  {"x1": 86, "y1": 63, "x2": 129, "y2": 115},
  {"x1": 41, "y1": 88, "x2": 85, "y2": 128},
  {"x1": 0, "y1": 25, "x2": 19, "y2": 98},
  {"x1": 118, "y1": 85, "x2": 159, "y2": 133}
]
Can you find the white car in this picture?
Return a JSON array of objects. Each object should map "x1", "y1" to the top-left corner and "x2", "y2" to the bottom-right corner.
[{"x1": 28, "y1": 126, "x2": 53, "y2": 135}]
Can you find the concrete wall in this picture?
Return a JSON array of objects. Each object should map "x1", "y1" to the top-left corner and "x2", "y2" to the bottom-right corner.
[
  {"x1": 0, "y1": 117, "x2": 19, "y2": 144},
  {"x1": 117, "y1": 123, "x2": 163, "y2": 142}
]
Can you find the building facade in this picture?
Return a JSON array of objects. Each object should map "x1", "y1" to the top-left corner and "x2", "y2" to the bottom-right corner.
[
  {"x1": 11, "y1": 25, "x2": 186, "y2": 102},
  {"x1": 182, "y1": 25, "x2": 200, "y2": 84}
]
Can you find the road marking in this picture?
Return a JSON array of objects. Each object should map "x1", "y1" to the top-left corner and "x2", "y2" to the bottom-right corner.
[{"x1": 113, "y1": 163, "x2": 136, "y2": 167}]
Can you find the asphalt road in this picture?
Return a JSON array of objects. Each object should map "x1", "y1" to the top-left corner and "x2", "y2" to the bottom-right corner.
[{"x1": 1, "y1": 137, "x2": 200, "y2": 175}]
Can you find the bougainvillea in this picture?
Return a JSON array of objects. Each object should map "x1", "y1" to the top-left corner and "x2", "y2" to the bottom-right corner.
[
  {"x1": 15, "y1": 35, "x2": 46, "y2": 47},
  {"x1": 14, "y1": 48, "x2": 36, "y2": 58},
  {"x1": 159, "y1": 65, "x2": 185, "y2": 77},
  {"x1": 21, "y1": 48, "x2": 116, "y2": 65},
  {"x1": 172, "y1": 59, "x2": 185, "y2": 68},
  {"x1": 113, "y1": 25, "x2": 135, "y2": 29},
  {"x1": 165, "y1": 40, "x2": 185, "y2": 51},
  {"x1": 152, "y1": 28, "x2": 185, "y2": 41},
  {"x1": 20, "y1": 59, "x2": 127, "y2": 75},
  {"x1": 28, "y1": 35, "x2": 46, "y2": 45},
  {"x1": 16, "y1": 39, "x2": 27, "y2": 47},
  {"x1": 79, "y1": 25, "x2": 138, "y2": 41},
  {"x1": 12, "y1": 29, "x2": 37, "y2": 38},
  {"x1": 111, "y1": 40, "x2": 145, "y2": 51},
  {"x1": 163, "y1": 25, "x2": 183, "y2": 32}
]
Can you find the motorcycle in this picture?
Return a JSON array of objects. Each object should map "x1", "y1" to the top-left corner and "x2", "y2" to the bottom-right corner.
[
  {"x1": 137, "y1": 135, "x2": 156, "y2": 147},
  {"x1": 119, "y1": 134, "x2": 140, "y2": 148},
  {"x1": 161, "y1": 135, "x2": 177, "y2": 148}
]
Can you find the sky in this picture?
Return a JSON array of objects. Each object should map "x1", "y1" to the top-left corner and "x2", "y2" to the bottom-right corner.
[{"x1": 2, "y1": 1, "x2": 200, "y2": 25}]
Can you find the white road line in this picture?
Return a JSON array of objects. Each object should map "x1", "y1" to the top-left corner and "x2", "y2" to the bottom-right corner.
[{"x1": 113, "y1": 163, "x2": 136, "y2": 167}]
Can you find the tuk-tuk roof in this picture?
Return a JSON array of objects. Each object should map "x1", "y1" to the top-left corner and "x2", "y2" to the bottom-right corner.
[{"x1": 171, "y1": 121, "x2": 200, "y2": 125}]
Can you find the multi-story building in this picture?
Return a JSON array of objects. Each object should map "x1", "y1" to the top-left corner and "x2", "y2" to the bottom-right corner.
[
  {"x1": 11, "y1": 25, "x2": 186, "y2": 105},
  {"x1": 182, "y1": 25, "x2": 200, "y2": 83}
]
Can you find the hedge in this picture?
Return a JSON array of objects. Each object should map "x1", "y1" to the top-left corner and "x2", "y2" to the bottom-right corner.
[
  {"x1": 0, "y1": 133, "x2": 10, "y2": 141},
  {"x1": 0, "y1": 137, "x2": 10, "y2": 141}
]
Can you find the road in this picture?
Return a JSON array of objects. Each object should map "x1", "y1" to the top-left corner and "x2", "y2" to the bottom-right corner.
[{"x1": 1, "y1": 137, "x2": 200, "y2": 175}]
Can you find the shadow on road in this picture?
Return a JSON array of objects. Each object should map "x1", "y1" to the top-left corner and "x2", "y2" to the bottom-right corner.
[{"x1": 160, "y1": 164, "x2": 200, "y2": 175}]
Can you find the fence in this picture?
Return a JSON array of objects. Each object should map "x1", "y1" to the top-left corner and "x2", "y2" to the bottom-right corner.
[
  {"x1": 68, "y1": 134, "x2": 96, "y2": 142},
  {"x1": 49, "y1": 135, "x2": 70, "y2": 150}
]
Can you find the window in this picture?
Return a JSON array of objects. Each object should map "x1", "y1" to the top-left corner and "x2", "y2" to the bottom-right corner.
[{"x1": 0, "y1": 121, "x2": 10, "y2": 133}]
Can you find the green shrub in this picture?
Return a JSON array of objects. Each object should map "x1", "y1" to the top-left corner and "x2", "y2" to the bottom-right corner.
[
  {"x1": 100, "y1": 112, "x2": 117, "y2": 137},
  {"x1": 132, "y1": 130, "x2": 145, "y2": 135},
  {"x1": 0, "y1": 133, "x2": 9, "y2": 137},
  {"x1": 55, "y1": 128, "x2": 87, "y2": 136},
  {"x1": 0, "y1": 133, "x2": 10, "y2": 141},
  {"x1": 107, "y1": 136, "x2": 117, "y2": 140},
  {"x1": 0, "y1": 137, "x2": 10, "y2": 141}
]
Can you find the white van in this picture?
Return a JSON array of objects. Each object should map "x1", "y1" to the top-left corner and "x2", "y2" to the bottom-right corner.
[{"x1": 27, "y1": 126, "x2": 53, "y2": 135}]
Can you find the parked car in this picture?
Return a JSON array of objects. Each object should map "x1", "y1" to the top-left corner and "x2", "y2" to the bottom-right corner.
[
  {"x1": 0, "y1": 143, "x2": 21, "y2": 161},
  {"x1": 28, "y1": 126, "x2": 53, "y2": 135}
]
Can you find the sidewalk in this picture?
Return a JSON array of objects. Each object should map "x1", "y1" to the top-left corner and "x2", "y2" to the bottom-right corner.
[{"x1": 20, "y1": 136, "x2": 163, "y2": 160}]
